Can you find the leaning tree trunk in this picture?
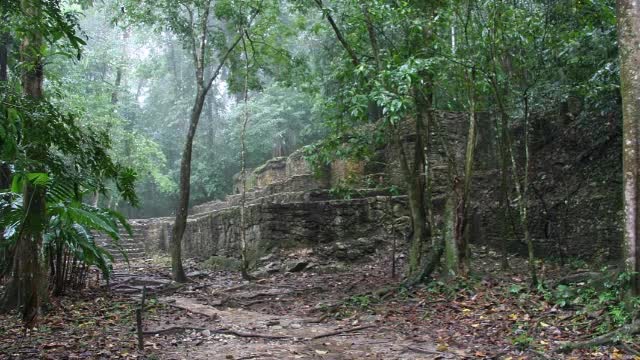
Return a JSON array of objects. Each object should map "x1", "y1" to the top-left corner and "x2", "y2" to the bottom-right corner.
[
  {"x1": 171, "y1": 88, "x2": 206, "y2": 283},
  {"x1": 617, "y1": 0, "x2": 640, "y2": 299}
]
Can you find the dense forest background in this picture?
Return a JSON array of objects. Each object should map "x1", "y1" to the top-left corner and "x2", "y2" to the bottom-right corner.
[
  {"x1": 7, "y1": 0, "x2": 619, "y2": 219},
  {"x1": 4, "y1": 1, "x2": 640, "y2": 354}
]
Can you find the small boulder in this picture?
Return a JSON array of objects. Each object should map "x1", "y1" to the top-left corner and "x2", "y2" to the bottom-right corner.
[{"x1": 285, "y1": 260, "x2": 309, "y2": 272}]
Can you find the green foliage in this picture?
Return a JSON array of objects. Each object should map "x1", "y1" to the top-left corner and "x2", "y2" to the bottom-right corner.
[
  {"x1": 509, "y1": 284, "x2": 525, "y2": 295},
  {"x1": 329, "y1": 183, "x2": 356, "y2": 200},
  {"x1": 0, "y1": 178, "x2": 131, "y2": 283},
  {"x1": 0, "y1": 84, "x2": 138, "y2": 205},
  {"x1": 511, "y1": 332, "x2": 533, "y2": 350},
  {"x1": 345, "y1": 294, "x2": 374, "y2": 310},
  {"x1": 541, "y1": 271, "x2": 640, "y2": 334},
  {"x1": 1, "y1": 0, "x2": 86, "y2": 60}
]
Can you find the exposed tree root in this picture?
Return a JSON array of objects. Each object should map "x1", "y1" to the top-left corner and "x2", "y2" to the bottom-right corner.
[
  {"x1": 310, "y1": 325, "x2": 375, "y2": 340},
  {"x1": 143, "y1": 326, "x2": 207, "y2": 336},
  {"x1": 217, "y1": 328, "x2": 291, "y2": 340},
  {"x1": 557, "y1": 321, "x2": 640, "y2": 353},
  {"x1": 621, "y1": 343, "x2": 640, "y2": 356},
  {"x1": 547, "y1": 271, "x2": 612, "y2": 289},
  {"x1": 403, "y1": 239, "x2": 444, "y2": 288},
  {"x1": 144, "y1": 324, "x2": 375, "y2": 342},
  {"x1": 143, "y1": 326, "x2": 291, "y2": 339}
]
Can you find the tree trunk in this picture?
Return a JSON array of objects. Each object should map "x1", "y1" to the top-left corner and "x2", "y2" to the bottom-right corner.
[
  {"x1": 0, "y1": 31, "x2": 7, "y2": 83},
  {"x1": 171, "y1": 88, "x2": 206, "y2": 283},
  {"x1": 239, "y1": 35, "x2": 251, "y2": 280},
  {"x1": 168, "y1": 0, "x2": 247, "y2": 281},
  {"x1": 522, "y1": 94, "x2": 536, "y2": 287},
  {"x1": 0, "y1": 1, "x2": 47, "y2": 324},
  {"x1": 447, "y1": 70, "x2": 477, "y2": 277},
  {"x1": 111, "y1": 67, "x2": 122, "y2": 105},
  {"x1": 396, "y1": 113, "x2": 431, "y2": 278},
  {"x1": 617, "y1": 0, "x2": 640, "y2": 299},
  {"x1": 0, "y1": 28, "x2": 10, "y2": 189}
]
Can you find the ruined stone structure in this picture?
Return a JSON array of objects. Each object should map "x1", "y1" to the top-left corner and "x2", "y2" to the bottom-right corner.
[
  {"x1": 100, "y1": 110, "x2": 624, "y2": 266},
  {"x1": 99, "y1": 149, "x2": 410, "y2": 263}
]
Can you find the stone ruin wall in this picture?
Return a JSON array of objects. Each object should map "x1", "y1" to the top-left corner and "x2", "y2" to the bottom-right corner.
[{"x1": 114, "y1": 111, "x2": 623, "y2": 264}]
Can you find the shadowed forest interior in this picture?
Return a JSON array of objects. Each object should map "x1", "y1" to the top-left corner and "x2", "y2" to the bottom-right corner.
[{"x1": 1, "y1": 0, "x2": 640, "y2": 358}]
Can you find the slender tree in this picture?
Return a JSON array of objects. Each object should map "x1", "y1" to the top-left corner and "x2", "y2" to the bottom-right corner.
[
  {"x1": 617, "y1": 0, "x2": 640, "y2": 299},
  {"x1": 171, "y1": 2, "x2": 238, "y2": 282},
  {"x1": 239, "y1": 33, "x2": 252, "y2": 280},
  {"x1": 150, "y1": 2, "x2": 257, "y2": 282}
]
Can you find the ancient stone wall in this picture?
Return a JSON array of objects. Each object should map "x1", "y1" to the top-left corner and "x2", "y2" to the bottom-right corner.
[
  {"x1": 111, "y1": 111, "x2": 621, "y2": 265},
  {"x1": 383, "y1": 111, "x2": 494, "y2": 193},
  {"x1": 132, "y1": 196, "x2": 408, "y2": 265},
  {"x1": 473, "y1": 113, "x2": 623, "y2": 261}
]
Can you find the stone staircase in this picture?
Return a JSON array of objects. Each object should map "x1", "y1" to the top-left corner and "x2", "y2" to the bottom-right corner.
[{"x1": 95, "y1": 223, "x2": 148, "y2": 262}]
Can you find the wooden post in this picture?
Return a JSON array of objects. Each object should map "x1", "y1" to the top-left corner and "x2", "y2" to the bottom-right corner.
[{"x1": 136, "y1": 286, "x2": 147, "y2": 351}]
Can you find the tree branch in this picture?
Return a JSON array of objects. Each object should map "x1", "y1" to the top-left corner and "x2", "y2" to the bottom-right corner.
[
  {"x1": 313, "y1": 0, "x2": 360, "y2": 66},
  {"x1": 203, "y1": 9, "x2": 260, "y2": 93}
]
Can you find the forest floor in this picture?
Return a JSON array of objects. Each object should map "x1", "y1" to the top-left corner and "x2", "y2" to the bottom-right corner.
[{"x1": 1, "y1": 247, "x2": 639, "y2": 359}]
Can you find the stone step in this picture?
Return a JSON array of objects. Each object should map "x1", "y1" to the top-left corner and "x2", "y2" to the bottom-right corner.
[
  {"x1": 109, "y1": 250, "x2": 145, "y2": 259},
  {"x1": 104, "y1": 245, "x2": 144, "y2": 251}
]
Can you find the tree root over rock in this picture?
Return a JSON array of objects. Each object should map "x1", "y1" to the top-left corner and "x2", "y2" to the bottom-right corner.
[
  {"x1": 310, "y1": 325, "x2": 374, "y2": 340},
  {"x1": 143, "y1": 326, "x2": 290, "y2": 339},
  {"x1": 143, "y1": 325, "x2": 374, "y2": 341},
  {"x1": 557, "y1": 321, "x2": 640, "y2": 353}
]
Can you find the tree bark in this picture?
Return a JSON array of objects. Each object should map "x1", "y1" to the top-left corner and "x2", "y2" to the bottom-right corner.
[
  {"x1": 111, "y1": 67, "x2": 122, "y2": 105},
  {"x1": 239, "y1": 34, "x2": 251, "y2": 280},
  {"x1": 170, "y1": 1, "x2": 245, "y2": 282},
  {"x1": 0, "y1": 27, "x2": 10, "y2": 189},
  {"x1": 448, "y1": 69, "x2": 477, "y2": 278},
  {"x1": 0, "y1": 31, "x2": 8, "y2": 83},
  {"x1": 617, "y1": 0, "x2": 640, "y2": 298},
  {"x1": 313, "y1": 0, "x2": 359, "y2": 66},
  {"x1": 1, "y1": 1, "x2": 46, "y2": 323},
  {"x1": 396, "y1": 111, "x2": 431, "y2": 278},
  {"x1": 171, "y1": 88, "x2": 206, "y2": 283}
]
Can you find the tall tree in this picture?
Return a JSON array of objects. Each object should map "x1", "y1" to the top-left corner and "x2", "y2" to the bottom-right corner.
[
  {"x1": 0, "y1": 0, "x2": 10, "y2": 189},
  {"x1": 2, "y1": 0, "x2": 48, "y2": 324},
  {"x1": 617, "y1": 0, "x2": 640, "y2": 299},
  {"x1": 0, "y1": 0, "x2": 105, "y2": 323},
  {"x1": 123, "y1": 0, "x2": 259, "y2": 282}
]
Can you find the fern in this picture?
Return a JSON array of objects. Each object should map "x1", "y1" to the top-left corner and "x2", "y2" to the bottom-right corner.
[{"x1": 0, "y1": 175, "x2": 132, "y2": 291}]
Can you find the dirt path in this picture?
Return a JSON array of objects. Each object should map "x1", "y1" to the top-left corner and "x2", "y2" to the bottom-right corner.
[
  {"x1": 108, "y1": 258, "x2": 462, "y2": 360},
  {"x1": 2, "y1": 249, "x2": 638, "y2": 359}
]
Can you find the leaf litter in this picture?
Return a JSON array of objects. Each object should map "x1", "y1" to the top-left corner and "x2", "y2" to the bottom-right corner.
[{"x1": 1, "y1": 246, "x2": 639, "y2": 359}]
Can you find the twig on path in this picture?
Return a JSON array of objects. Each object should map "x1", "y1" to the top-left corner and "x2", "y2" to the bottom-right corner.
[
  {"x1": 147, "y1": 283, "x2": 185, "y2": 296},
  {"x1": 241, "y1": 297, "x2": 295, "y2": 307},
  {"x1": 136, "y1": 286, "x2": 147, "y2": 350},
  {"x1": 304, "y1": 314, "x2": 329, "y2": 324},
  {"x1": 310, "y1": 325, "x2": 375, "y2": 340}
]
